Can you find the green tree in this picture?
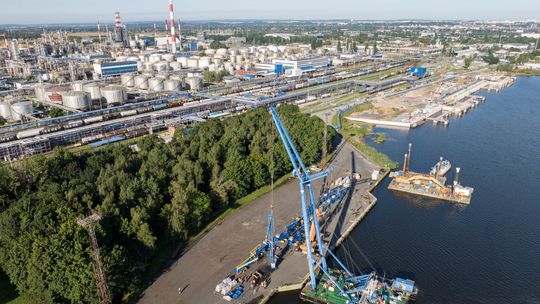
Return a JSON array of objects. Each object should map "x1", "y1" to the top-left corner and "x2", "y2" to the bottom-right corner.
[
  {"x1": 49, "y1": 108, "x2": 65, "y2": 118},
  {"x1": 464, "y1": 55, "x2": 475, "y2": 69}
]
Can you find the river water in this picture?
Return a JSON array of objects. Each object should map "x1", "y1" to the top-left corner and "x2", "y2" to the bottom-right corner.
[{"x1": 269, "y1": 76, "x2": 540, "y2": 303}]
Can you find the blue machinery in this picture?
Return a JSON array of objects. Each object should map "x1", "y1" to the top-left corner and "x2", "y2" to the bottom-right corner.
[{"x1": 268, "y1": 105, "x2": 353, "y2": 297}]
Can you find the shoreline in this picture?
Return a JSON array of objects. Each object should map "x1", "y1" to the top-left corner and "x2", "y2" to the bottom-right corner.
[{"x1": 259, "y1": 152, "x2": 390, "y2": 304}]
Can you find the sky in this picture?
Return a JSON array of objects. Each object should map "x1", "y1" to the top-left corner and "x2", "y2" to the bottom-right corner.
[{"x1": 0, "y1": 0, "x2": 539, "y2": 24}]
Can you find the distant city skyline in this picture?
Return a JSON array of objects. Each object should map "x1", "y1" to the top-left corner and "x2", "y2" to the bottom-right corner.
[{"x1": 0, "y1": 0, "x2": 539, "y2": 24}]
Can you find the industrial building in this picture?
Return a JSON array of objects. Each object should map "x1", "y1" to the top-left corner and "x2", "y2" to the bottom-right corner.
[{"x1": 93, "y1": 61, "x2": 138, "y2": 77}]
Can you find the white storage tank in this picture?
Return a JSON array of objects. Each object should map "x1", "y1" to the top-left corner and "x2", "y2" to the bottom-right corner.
[
  {"x1": 187, "y1": 56, "x2": 199, "y2": 68},
  {"x1": 149, "y1": 54, "x2": 162, "y2": 63},
  {"x1": 62, "y1": 91, "x2": 91, "y2": 110},
  {"x1": 121, "y1": 73, "x2": 136, "y2": 87},
  {"x1": 83, "y1": 83, "x2": 102, "y2": 100},
  {"x1": 169, "y1": 74, "x2": 184, "y2": 83},
  {"x1": 164, "y1": 79, "x2": 181, "y2": 91},
  {"x1": 216, "y1": 48, "x2": 228, "y2": 56},
  {"x1": 162, "y1": 53, "x2": 175, "y2": 62},
  {"x1": 148, "y1": 78, "x2": 165, "y2": 92},
  {"x1": 127, "y1": 56, "x2": 139, "y2": 62},
  {"x1": 170, "y1": 61, "x2": 182, "y2": 71},
  {"x1": 45, "y1": 87, "x2": 69, "y2": 104},
  {"x1": 177, "y1": 56, "x2": 188, "y2": 67},
  {"x1": 34, "y1": 85, "x2": 46, "y2": 102},
  {"x1": 10, "y1": 101, "x2": 33, "y2": 121},
  {"x1": 72, "y1": 81, "x2": 84, "y2": 91},
  {"x1": 155, "y1": 61, "x2": 170, "y2": 72},
  {"x1": 101, "y1": 86, "x2": 127, "y2": 104},
  {"x1": 142, "y1": 71, "x2": 154, "y2": 78},
  {"x1": 199, "y1": 56, "x2": 212, "y2": 68},
  {"x1": 186, "y1": 77, "x2": 203, "y2": 91},
  {"x1": 213, "y1": 57, "x2": 223, "y2": 66},
  {"x1": 143, "y1": 62, "x2": 154, "y2": 71},
  {"x1": 155, "y1": 73, "x2": 169, "y2": 80},
  {"x1": 134, "y1": 75, "x2": 149, "y2": 90},
  {"x1": 116, "y1": 55, "x2": 128, "y2": 62},
  {"x1": 205, "y1": 49, "x2": 216, "y2": 56},
  {"x1": 0, "y1": 102, "x2": 12, "y2": 120}
]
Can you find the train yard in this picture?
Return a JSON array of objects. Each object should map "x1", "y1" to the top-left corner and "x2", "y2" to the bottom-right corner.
[{"x1": 0, "y1": 58, "x2": 415, "y2": 162}]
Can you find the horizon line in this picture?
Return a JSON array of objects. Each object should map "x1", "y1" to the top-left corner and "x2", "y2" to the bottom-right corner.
[{"x1": 0, "y1": 18, "x2": 538, "y2": 27}]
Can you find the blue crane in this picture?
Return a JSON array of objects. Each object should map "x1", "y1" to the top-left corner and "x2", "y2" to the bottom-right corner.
[{"x1": 268, "y1": 105, "x2": 352, "y2": 296}]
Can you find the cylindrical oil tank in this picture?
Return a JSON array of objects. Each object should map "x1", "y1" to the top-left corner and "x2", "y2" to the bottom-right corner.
[
  {"x1": 208, "y1": 64, "x2": 217, "y2": 72},
  {"x1": 101, "y1": 86, "x2": 127, "y2": 104},
  {"x1": 199, "y1": 56, "x2": 211, "y2": 68},
  {"x1": 142, "y1": 71, "x2": 154, "y2": 78},
  {"x1": 149, "y1": 54, "x2": 162, "y2": 63},
  {"x1": 62, "y1": 91, "x2": 91, "y2": 110},
  {"x1": 134, "y1": 75, "x2": 149, "y2": 89},
  {"x1": 11, "y1": 101, "x2": 33, "y2": 121},
  {"x1": 155, "y1": 61, "x2": 169, "y2": 72},
  {"x1": 155, "y1": 73, "x2": 169, "y2": 80},
  {"x1": 186, "y1": 77, "x2": 203, "y2": 91},
  {"x1": 148, "y1": 78, "x2": 165, "y2": 92},
  {"x1": 162, "y1": 53, "x2": 175, "y2": 62},
  {"x1": 121, "y1": 73, "x2": 136, "y2": 87},
  {"x1": 127, "y1": 56, "x2": 139, "y2": 62},
  {"x1": 216, "y1": 48, "x2": 228, "y2": 56},
  {"x1": 164, "y1": 79, "x2": 181, "y2": 91},
  {"x1": 0, "y1": 102, "x2": 12, "y2": 120},
  {"x1": 170, "y1": 61, "x2": 182, "y2": 71},
  {"x1": 72, "y1": 81, "x2": 84, "y2": 91},
  {"x1": 213, "y1": 57, "x2": 223, "y2": 66},
  {"x1": 187, "y1": 56, "x2": 199, "y2": 68},
  {"x1": 177, "y1": 56, "x2": 188, "y2": 67},
  {"x1": 205, "y1": 49, "x2": 216, "y2": 56},
  {"x1": 83, "y1": 83, "x2": 102, "y2": 100},
  {"x1": 116, "y1": 55, "x2": 128, "y2": 62},
  {"x1": 143, "y1": 62, "x2": 154, "y2": 71},
  {"x1": 34, "y1": 85, "x2": 46, "y2": 102},
  {"x1": 45, "y1": 87, "x2": 69, "y2": 104}
]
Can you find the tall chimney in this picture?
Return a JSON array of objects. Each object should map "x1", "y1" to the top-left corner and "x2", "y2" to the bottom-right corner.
[
  {"x1": 403, "y1": 154, "x2": 408, "y2": 174},
  {"x1": 97, "y1": 21, "x2": 102, "y2": 44},
  {"x1": 407, "y1": 143, "x2": 412, "y2": 173},
  {"x1": 169, "y1": 0, "x2": 177, "y2": 52}
]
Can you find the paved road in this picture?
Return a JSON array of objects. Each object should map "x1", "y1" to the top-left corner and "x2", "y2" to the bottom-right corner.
[{"x1": 139, "y1": 142, "x2": 380, "y2": 304}]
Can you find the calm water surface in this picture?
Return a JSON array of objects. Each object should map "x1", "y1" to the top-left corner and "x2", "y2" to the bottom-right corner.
[{"x1": 270, "y1": 76, "x2": 540, "y2": 303}]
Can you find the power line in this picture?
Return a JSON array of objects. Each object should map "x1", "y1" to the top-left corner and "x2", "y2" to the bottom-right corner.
[{"x1": 77, "y1": 213, "x2": 111, "y2": 304}]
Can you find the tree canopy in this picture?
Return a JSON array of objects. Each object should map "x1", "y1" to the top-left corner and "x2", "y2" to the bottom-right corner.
[{"x1": 0, "y1": 104, "x2": 334, "y2": 303}]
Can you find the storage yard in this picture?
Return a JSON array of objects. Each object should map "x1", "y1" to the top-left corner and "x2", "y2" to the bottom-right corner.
[{"x1": 140, "y1": 142, "x2": 382, "y2": 304}]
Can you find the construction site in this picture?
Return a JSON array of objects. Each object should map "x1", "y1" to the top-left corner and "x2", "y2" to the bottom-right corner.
[
  {"x1": 388, "y1": 143, "x2": 474, "y2": 205},
  {"x1": 2, "y1": 2, "x2": 537, "y2": 303}
]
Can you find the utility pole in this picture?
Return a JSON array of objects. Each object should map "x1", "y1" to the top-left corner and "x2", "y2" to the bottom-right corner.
[{"x1": 77, "y1": 213, "x2": 111, "y2": 304}]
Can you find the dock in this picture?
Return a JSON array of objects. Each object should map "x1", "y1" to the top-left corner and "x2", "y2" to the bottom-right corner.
[
  {"x1": 387, "y1": 143, "x2": 473, "y2": 205},
  {"x1": 388, "y1": 171, "x2": 471, "y2": 204}
]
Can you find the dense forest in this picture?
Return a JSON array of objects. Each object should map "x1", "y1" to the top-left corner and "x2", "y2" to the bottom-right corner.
[{"x1": 0, "y1": 104, "x2": 334, "y2": 303}]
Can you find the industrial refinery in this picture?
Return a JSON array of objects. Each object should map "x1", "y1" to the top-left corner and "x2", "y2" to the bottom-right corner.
[{"x1": 1, "y1": 1, "x2": 540, "y2": 304}]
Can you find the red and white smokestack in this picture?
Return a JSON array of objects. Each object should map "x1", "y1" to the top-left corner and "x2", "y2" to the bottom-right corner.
[
  {"x1": 165, "y1": 20, "x2": 169, "y2": 36},
  {"x1": 115, "y1": 12, "x2": 122, "y2": 29},
  {"x1": 169, "y1": 0, "x2": 177, "y2": 52}
]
